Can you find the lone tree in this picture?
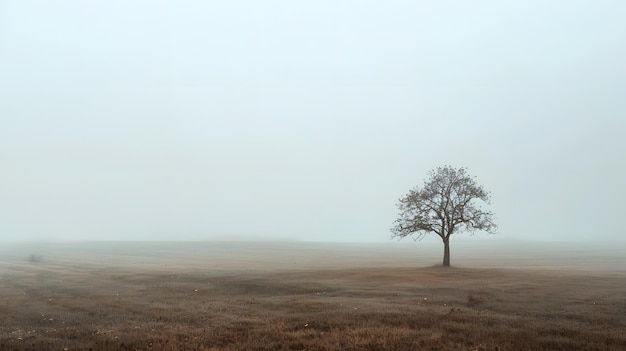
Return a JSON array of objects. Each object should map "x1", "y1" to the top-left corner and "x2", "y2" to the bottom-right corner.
[{"x1": 391, "y1": 166, "x2": 497, "y2": 267}]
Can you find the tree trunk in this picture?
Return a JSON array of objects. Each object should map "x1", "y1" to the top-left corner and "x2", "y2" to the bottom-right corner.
[{"x1": 442, "y1": 237, "x2": 450, "y2": 267}]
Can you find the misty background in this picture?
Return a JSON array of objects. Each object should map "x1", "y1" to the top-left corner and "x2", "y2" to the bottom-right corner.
[{"x1": 1, "y1": 1, "x2": 625, "y2": 243}]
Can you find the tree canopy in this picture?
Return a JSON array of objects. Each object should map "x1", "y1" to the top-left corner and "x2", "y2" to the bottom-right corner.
[{"x1": 391, "y1": 166, "x2": 497, "y2": 266}]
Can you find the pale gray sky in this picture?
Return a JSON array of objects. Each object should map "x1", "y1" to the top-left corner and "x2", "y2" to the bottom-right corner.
[{"x1": 1, "y1": 1, "x2": 625, "y2": 242}]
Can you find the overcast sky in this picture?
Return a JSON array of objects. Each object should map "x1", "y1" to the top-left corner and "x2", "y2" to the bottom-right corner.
[{"x1": 1, "y1": 1, "x2": 625, "y2": 243}]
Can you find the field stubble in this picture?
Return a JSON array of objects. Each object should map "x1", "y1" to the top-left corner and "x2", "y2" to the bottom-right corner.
[{"x1": 0, "y1": 241, "x2": 625, "y2": 351}]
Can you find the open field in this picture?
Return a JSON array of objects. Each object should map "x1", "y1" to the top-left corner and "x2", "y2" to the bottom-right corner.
[{"x1": 0, "y1": 241, "x2": 625, "y2": 350}]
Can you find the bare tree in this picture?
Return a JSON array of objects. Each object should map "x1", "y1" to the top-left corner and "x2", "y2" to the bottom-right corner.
[{"x1": 391, "y1": 166, "x2": 497, "y2": 267}]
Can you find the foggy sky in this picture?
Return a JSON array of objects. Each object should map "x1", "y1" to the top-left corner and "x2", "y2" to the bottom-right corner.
[{"x1": 1, "y1": 1, "x2": 625, "y2": 242}]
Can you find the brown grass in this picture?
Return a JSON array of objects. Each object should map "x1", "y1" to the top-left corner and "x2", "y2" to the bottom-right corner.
[{"x1": 0, "y1": 242, "x2": 625, "y2": 350}]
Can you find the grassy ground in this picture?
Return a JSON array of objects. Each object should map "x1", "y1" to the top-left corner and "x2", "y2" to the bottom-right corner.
[{"x1": 0, "y1": 242, "x2": 625, "y2": 350}]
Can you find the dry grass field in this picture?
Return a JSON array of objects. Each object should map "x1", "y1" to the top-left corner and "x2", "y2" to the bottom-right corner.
[{"x1": 0, "y1": 241, "x2": 625, "y2": 350}]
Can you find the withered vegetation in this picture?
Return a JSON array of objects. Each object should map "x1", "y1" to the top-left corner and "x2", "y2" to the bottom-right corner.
[{"x1": 0, "y1": 243, "x2": 625, "y2": 350}]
